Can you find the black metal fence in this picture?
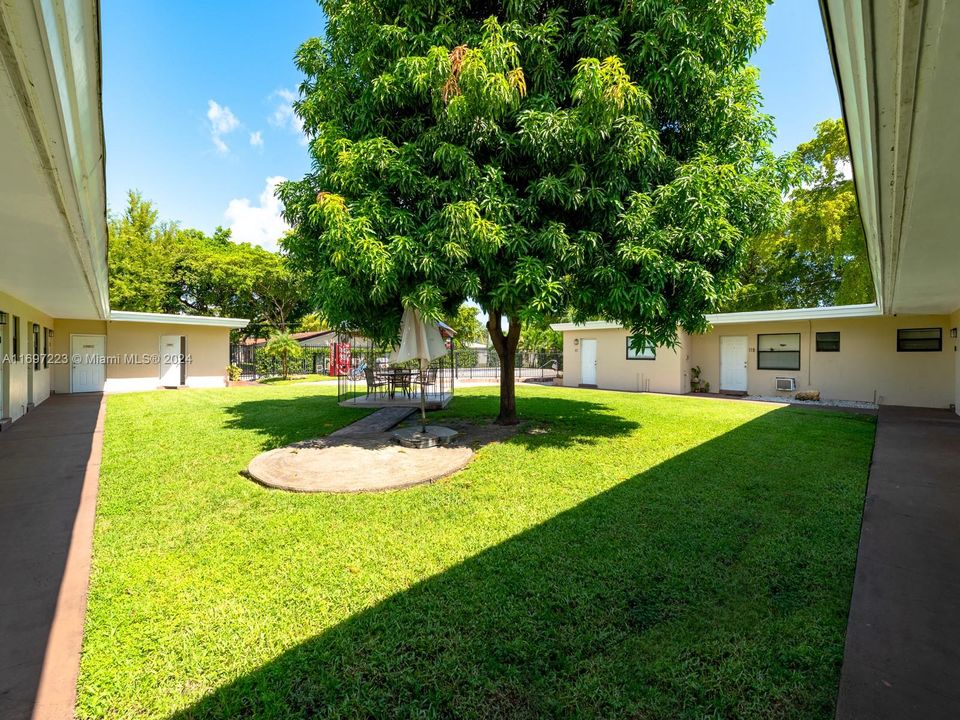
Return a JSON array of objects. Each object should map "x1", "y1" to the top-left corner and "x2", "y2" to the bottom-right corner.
[
  {"x1": 230, "y1": 344, "x2": 330, "y2": 380},
  {"x1": 451, "y1": 349, "x2": 563, "y2": 381},
  {"x1": 230, "y1": 344, "x2": 562, "y2": 382}
]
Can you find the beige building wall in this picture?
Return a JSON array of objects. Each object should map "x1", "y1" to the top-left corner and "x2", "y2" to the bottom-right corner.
[
  {"x1": 561, "y1": 328, "x2": 687, "y2": 394},
  {"x1": 51, "y1": 319, "x2": 231, "y2": 395},
  {"x1": 0, "y1": 290, "x2": 55, "y2": 421},
  {"x1": 561, "y1": 313, "x2": 957, "y2": 409},
  {"x1": 51, "y1": 318, "x2": 108, "y2": 395},
  {"x1": 690, "y1": 314, "x2": 954, "y2": 407},
  {"x1": 103, "y1": 322, "x2": 230, "y2": 391}
]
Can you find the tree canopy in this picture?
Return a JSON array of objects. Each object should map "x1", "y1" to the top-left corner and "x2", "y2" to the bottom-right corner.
[
  {"x1": 280, "y1": 0, "x2": 780, "y2": 421},
  {"x1": 518, "y1": 318, "x2": 562, "y2": 353},
  {"x1": 109, "y1": 191, "x2": 311, "y2": 336},
  {"x1": 725, "y1": 119, "x2": 873, "y2": 311},
  {"x1": 447, "y1": 304, "x2": 486, "y2": 347}
]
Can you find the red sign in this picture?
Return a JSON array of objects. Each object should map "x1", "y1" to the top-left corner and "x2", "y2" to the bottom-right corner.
[{"x1": 330, "y1": 342, "x2": 351, "y2": 376}]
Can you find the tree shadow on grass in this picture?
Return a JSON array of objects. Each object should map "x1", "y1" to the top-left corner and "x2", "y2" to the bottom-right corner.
[
  {"x1": 171, "y1": 407, "x2": 874, "y2": 719},
  {"x1": 221, "y1": 393, "x2": 372, "y2": 450},
  {"x1": 223, "y1": 392, "x2": 643, "y2": 452}
]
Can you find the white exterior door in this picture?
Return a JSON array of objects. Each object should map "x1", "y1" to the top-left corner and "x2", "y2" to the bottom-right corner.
[
  {"x1": 580, "y1": 339, "x2": 597, "y2": 385},
  {"x1": 159, "y1": 335, "x2": 183, "y2": 387},
  {"x1": 71, "y1": 335, "x2": 106, "y2": 393},
  {"x1": 720, "y1": 335, "x2": 748, "y2": 392}
]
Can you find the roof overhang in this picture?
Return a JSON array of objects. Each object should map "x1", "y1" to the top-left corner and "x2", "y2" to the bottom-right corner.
[
  {"x1": 705, "y1": 303, "x2": 882, "y2": 325},
  {"x1": 109, "y1": 311, "x2": 249, "y2": 329},
  {"x1": 550, "y1": 320, "x2": 624, "y2": 332},
  {"x1": 550, "y1": 304, "x2": 884, "y2": 332},
  {"x1": 0, "y1": 0, "x2": 110, "y2": 319},
  {"x1": 820, "y1": 0, "x2": 960, "y2": 314}
]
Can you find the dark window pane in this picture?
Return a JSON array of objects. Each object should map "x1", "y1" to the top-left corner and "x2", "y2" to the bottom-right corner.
[
  {"x1": 897, "y1": 328, "x2": 942, "y2": 352},
  {"x1": 816, "y1": 331, "x2": 840, "y2": 352}
]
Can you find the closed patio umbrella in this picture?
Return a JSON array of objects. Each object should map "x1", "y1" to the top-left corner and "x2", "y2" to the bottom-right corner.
[{"x1": 390, "y1": 307, "x2": 448, "y2": 432}]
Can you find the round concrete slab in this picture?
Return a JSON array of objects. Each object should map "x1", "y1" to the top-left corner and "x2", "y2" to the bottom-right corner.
[{"x1": 246, "y1": 436, "x2": 475, "y2": 493}]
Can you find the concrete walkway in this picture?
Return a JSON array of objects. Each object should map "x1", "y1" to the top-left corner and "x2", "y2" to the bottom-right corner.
[
  {"x1": 329, "y1": 406, "x2": 416, "y2": 438},
  {"x1": 0, "y1": 394, "x2": 105, "y2": 720},
  {"x1": 836, "y1": 405, "x2": 960, "y2": 719}
]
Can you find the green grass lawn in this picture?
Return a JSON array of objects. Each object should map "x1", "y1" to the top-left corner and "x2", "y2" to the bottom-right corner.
[
  {"x1": 257, "y1": 373, "x2": 333, "y2": 385},
  {"x1": 76, "y1": 384, "x2": 875, "y2": 719}
]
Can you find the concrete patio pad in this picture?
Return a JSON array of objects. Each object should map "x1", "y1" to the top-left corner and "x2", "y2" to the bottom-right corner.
[
  {"x1": 836, "y1": 405, "x2": 960, "y2": 719},
  {"x1": 0, "y1": 393, "x2": 105, "y2": 720},
  {"x1": 247, "y1": 408, "x2": 516, "y2": 493}
]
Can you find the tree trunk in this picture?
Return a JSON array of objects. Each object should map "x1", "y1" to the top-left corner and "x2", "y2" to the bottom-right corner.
[{"x1": 487, "y1": 311, "x2": 521, "y2": 425}]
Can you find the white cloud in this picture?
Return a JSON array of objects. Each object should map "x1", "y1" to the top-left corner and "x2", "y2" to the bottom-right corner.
[
  {"x1": 269, "y1": 88, "x2": 308, "y2": 145},
  {"x1": 224, "y1": 176, "x2": 290, "y2": 252},
  {"x1": 207, "y1": 100, "x2": 240, "y2": 154},
  {"x1": 249, "y1": 130, "x2": 263, "y2": 148}
]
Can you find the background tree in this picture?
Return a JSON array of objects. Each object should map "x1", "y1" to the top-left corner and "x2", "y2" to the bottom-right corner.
[
  {"x1": 297, "y1": 311, "x2": 329, "y2": 332},
  {"x1": 262, "y1": 331, "x2": 305, "y2": 380},
  {"x1": 725, "y1": 119, "x2": 873, "y2": 311},
  {"x1": 518, "y1": 319, "x2": 562, "y2": 353},
  {"x1": 251, "y1": 265, "x2": 311, "y2": 335},
  {"x1": 447, "y1": 304, "x2": 486, "y2": 347},
  {"x1": 108, "y1": 191, "x2": 311, "y2": 337},
  {"x1": 280, "y1": 1, "x2": 780, "y2": 423},
  {"x1": 108, "y1": 191, "x2": 183, "y2": 313}
]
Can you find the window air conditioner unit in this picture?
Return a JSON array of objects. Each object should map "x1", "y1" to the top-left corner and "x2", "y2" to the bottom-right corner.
[{"x1": 776, "y1": 377, "x2": 797, "y2": 392}]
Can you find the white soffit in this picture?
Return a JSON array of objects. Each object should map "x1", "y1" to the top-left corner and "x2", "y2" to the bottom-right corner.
[
  {"x1": 820, "y1": 0, "x2": 960, "y2": 314},
  {"x1": 0, "y1": 0, "x2": 109, "y2": 319}
]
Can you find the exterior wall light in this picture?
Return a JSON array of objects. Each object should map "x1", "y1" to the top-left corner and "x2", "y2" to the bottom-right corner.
[
  {"x1": 32, "y1": 323, "x2": 40, "y2": 334},
  {"x1": 0, "y1": 311, "x2": 7, "y2": 325},
  {"x1": 951, "y1": 328, "x2": 958, "y2": 338},
  {"x1": 574, "y1": 338, "x2": 579, "y2": 346}
]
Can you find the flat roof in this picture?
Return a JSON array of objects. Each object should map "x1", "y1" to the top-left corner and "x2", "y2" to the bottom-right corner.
[
  {"x1": 109, "y1": 310, "x2": 249, "y2": 329},
  {"x1": 549, "y1": 304, "x2": 883, "y2": 332}
]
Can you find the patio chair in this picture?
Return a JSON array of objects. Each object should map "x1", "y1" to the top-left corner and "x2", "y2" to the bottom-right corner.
[
  {"x1": 363, "y1": 366, "x2": 388, "y2": 398},
  {"x1": 390, "y1": 368, "x2": 413, "y2": 397},
  {"x1": 413, "y1": 367, "x2": 439, "y2": 399}
]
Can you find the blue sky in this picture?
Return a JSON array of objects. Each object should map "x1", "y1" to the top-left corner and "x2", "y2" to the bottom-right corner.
[{"x1": 101, "y1": 0, "x2": 840, "y2": 250}]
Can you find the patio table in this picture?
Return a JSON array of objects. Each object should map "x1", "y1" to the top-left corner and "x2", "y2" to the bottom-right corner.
[{"x1": 378, "y1": 368, "x2": 413, "y2": 399}]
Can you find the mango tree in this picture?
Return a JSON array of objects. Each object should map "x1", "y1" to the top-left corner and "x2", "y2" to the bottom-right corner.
[{"x1": 280, "y1": 0, "x2": 780, "y2": 423}]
